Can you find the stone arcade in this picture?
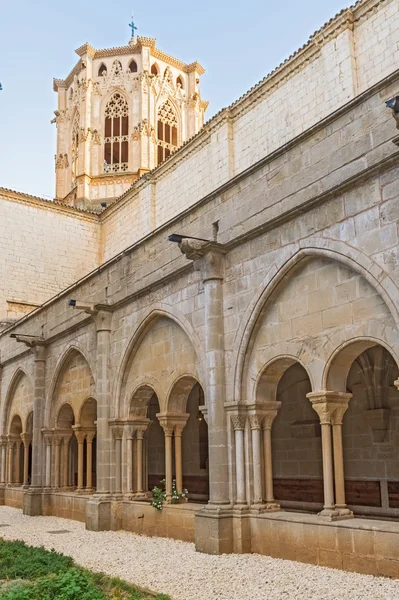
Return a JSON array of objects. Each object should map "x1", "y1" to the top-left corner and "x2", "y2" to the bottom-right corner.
[{"x1": 1, "y1": 0, "x2": 399, "y2": 578}]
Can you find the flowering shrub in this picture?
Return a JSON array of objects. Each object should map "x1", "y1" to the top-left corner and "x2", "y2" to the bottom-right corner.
[{"x1": 151, "y1": 479, "x2": 188, "y2": 510}]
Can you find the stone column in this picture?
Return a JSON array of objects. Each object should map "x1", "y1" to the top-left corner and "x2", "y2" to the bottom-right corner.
[
  {"x1": 15, "y1": 441, "x2": 21, "y2": 486},
  {"x1": 249, "y1": 414, "x2": 264, "y2": 507},
  {"x1": 110, "y1": 425, "x2": 123, "y2": 495},
  {"x1": 125, "y1": 427, "x2": 135, "y2": 495},
  {"x1": 7, "y1": 439, "x2": 15, "y2": 485},
  {"x1": 174, "y1": 417, "x2": 189, "y2": 495},
  {"x1": 164, "y1": 425, "x2": 174, "y2": 502},
  {"x1": 308, "y1": 391, "x2": 352, "y2": 521},
  {"x1": 74, "y1": 430, "x2": 86, "y2": 492},
  {"x1": 262, "y1": 405, "x2": 280, "y2": 510},
  {"x1": 21, "y1": 434, "x2": 32, "y2": 487},
  {"x1": 54, "y1": 436, "x2": 62, "y2": 489},
  {"x1": 179, "y1": 240, "x2": 230, "y2": 506},
  {"x1": 231, "y1": 414, "x2": 247, "y2": 506},
  {"x1": 86, "y1": 431, "x2": 96, "y2": 492},
  {"x1": 62, "y1": 435, "x2": 71, "y2": 489},
  {"x1": 136, "y1": 429, "x2": 144, "y2": 494},
  {"x1": 93, "y1": 309, "x2": 113, "y2": 496},
  {"x1": 0, "y1": 437, "x2": 7, "y2": 485},
  {"x1": 42, "y1": 431, "x2": 53, "y2": 489},
  {"x1": 30, "y1": 343, "x2": 46, "y2": 490},
  {"x1": 331, "y1": 397, "x2": 353, "y2": 518}
]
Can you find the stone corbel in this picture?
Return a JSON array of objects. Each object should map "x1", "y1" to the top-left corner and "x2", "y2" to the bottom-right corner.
[{"x1": 178, "y1": 239, "x2": 226, "y2": 282}]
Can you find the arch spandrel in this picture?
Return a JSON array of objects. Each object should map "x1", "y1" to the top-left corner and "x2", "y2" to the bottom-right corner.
[
  {"x1": 116, "y1": 306, "x2": 205, "y2": 419},
  {"x1": 233, "y1": 241, "x2": 399, "y2": 404},
  {"x1": 2, "y1": 369, "x2": 33, "y2": 434},
  {"x1": 242, "y1": 254, "x2": 399, "y2": 404},
  {"x1": 49, "y1": 348, "x2": 95, "y2": 428}
]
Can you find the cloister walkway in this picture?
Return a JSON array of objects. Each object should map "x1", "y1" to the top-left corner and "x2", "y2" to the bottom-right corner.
[{"x1": 0, "y1": 506, "x2": 397, "y2": 600}]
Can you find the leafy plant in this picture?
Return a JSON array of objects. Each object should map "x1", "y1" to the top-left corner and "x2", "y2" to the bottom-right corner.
[
  {"x1": 0, "y1": 539, "x2": 73, "y2": 580},
  {"x1": 151, "y1": 479, "x2": 188, "y2": 510}
]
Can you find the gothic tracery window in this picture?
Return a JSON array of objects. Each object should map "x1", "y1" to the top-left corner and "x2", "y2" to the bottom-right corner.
[
  {"x1": 156, "y1": 100, "x2": 178, "y2": 165},
  {"x1": 104, "y1": 93, "x2": 129, "y2": 173},
  {"x1": 71, "y1": 113, "x2": 80, "y2": 183}
]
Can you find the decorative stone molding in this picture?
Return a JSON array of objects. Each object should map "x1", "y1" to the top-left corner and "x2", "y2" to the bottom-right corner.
[
  {"x1": 307, "y1": 391, "x2": 352, "y2": 424},
  {"x1": 231, "y1": 414, "x2": 246, "y2": 431}
]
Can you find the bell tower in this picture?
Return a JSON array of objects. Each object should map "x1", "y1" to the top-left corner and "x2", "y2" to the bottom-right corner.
[{"x1": 53, "y1": 21, "x2": 208, "y2": 209}]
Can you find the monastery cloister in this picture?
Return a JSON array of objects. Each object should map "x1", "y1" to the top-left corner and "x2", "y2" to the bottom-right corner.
[{"x1": 1, "y1": 0, "x2": 399, "y2": 579}]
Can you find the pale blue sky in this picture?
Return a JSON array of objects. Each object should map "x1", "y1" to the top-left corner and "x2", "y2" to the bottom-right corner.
[{"x1": 0, "y1": 0, "x2": 349, "y2": 198}]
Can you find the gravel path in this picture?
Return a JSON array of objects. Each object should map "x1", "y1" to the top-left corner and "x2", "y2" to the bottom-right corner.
[{"x1": 0, "y1": 507, "x2": 398, "y2": 600}]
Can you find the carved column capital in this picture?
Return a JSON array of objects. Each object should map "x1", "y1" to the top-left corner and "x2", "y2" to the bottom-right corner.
[
  {"x1": 85, "y1": 430, "x2": 96, "y2": 443},
  {"x1": 20, "y1": 433, "x2": 32, "y2": 445},
  {"x1": 178, "y1": 239, "x2": 226, "y2": 282},
  {"x1": 42, "y1": 429, "x2": 54, "y2": 446},
  {"x1": 249, "y1": 414, "x2": 263, "y2": 431},
  {"x1": 0, "y1": 435, "x2": 8, "y2": 448},
  {"x1": 231, "y1": 414, "x2": 246, "y2": 431},
  {"x1": 73, "y1": 427, "x2": 86, "y2": 444},
  {"x1": 307, "y1": 391, "x2": 352, "y2": 425}
]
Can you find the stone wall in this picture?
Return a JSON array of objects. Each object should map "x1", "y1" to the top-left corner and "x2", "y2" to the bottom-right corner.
[{"x1": 0, "y1": 190, "x2": 99, "y2": 322}]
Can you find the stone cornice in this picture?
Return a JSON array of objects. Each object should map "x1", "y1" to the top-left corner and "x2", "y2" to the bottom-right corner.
[{"x1": 0, "y1": 187, "x2": 99, "y2": 223}]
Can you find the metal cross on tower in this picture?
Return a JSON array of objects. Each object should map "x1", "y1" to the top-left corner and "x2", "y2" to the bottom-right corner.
[{"x1": 129, "y1": 14, "x2": 138, "y2": 38}]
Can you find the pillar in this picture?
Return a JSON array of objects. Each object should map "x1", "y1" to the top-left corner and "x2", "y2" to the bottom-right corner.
[
  {"x1": 231, "y1": 414, "x2": 246, "y2": 505},
  {"x1": 15, "y1": 441, "x2": 21, "y2": 485},
  {"x1": 179, "y1": 240, "x2": 229, "y2": 506},
  {"x1": 136, "y1": 429, "x2": 144, "y2": 494},
  {"x1": 86, "y1": 431, "x2": 95, "y2": 492},
  {"x1": 249, "y1": 415, "x2": 263, "y2": 507},
  {"x1": 331, "y1": 398, "x2": 352, "y2": 517},
  {"x1": 0, "y1": 437, "x2": 7, "y2": 485},
  {"x1": 126, "y1": 428, "x2": 134, "y2": 495},
  {"x1": 308, "y1": 391, "x2": 352, "y2": 521},
  {"x1": 110, "y1": 425, "x2": 123, "y2": 495},
  {"x1": 62, "y1": 436, "x2": 71, "y2": 489},
  {"x1": 7, "y1": 440, "x2": 15, "y2": 485},
  {"x1": 75, "y1": 430, "x2": 86, "y2": 492},
  {"x1": 31, "y1": 344, "x2": 46, "y2": 489},
  {"x1": 54, "y1": 436, "x2": 62, "y2": 489},
  {"x1": 163, "y1": 425, "x2": 174, "y2": 502},
  {"x1": 21, "y1": 434, "x2": 32, "y2": 487},
  {"x1": 174, "y1": 418, "x2": 188, "y2": 495},
  {"x1": 43, "y1": 432, "x2": 52, "y2": 489},
  {"x1": 262, "y1": 406, "x2": 280, "y2": 510}
]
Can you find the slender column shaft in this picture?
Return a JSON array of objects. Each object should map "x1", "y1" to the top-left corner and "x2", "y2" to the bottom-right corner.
[
  {"x1": 136, "y1": 435, "x2": 143, "y2": 493},
  {"x1": 0, "y1": 444, "x2": 6, "y2": 484},
  {"x1": 94, "y1": 312, "x2": 112, "y2": 495},
  {"x1": 62, "y1": 440, "x2": 69, "y2": 488},
  {"x1": 251, "y1": 427, "x2": 263, "y2": 504},
  {"x1": 332, "y1": 423, "x2": 346, "y2": 507},
  {"x1": 77, "y1": 441, "x2": 84, "y2": 491},
  {"x1": 8, "y1": 444, "x2": 14, "y2": 484},
  {"x1": 320, "y1": 423, "x2": 335, "y2": 510},
  {"x1": 127, "y1": 437, "x2": 133, "y2": 493},
  {"x1": 23, "y1": 442, "x2": 30, "y2": 486},
  {"x1": 45, "y1": 442, "x2": 51, "y2": 488},
  {"x1": 115, "y1": 438, "x2": 122, "y2": 493},
  {"x1": 174, "y1": 433, "x2": 183, "y2": 495},
  {"x1": 54, "y1": 441, "x2": 61, "y2": 489},
  {"x1": 263, "y1": 426, "x2": 275, "y2": 503},
  {"x1": 165, "y1": 433, "x2": 173, "y2": 501},
  {"x1": 15, "y1": 443, "x2": 21, "y2": 485},
  {"x1": 86, "y1": 439, "x2": 93, "y2": 490},
  {"x1": 234, "y1": 427, "x2": 246, "y2": 504}
]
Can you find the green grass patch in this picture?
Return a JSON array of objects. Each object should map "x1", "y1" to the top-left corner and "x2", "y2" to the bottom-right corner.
[{"x1": 0, "y1": 539, "x2": 170, "y2": 600}]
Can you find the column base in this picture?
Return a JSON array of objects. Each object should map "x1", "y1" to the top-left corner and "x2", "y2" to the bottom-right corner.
[
  {"x1": 318, "y1": 507, "x2": 341, "y2": 521},
  {"x1": 336, "y1": 505, "x2": 354, "y2": 519},
  {"x1": 195, "y1": 505, "x2": 234, "y2": 555},
  {"x1": 23, "y1": 488, "x2": 43, "y2": 516},
  {"x1": 250, "y1": 501, "x2": 281, "y2": 514},
  {"x1": 85, "y1": 495, "x2": 112, "y2": 531},
  {"x1": 132, "y1": 492, "x2": 151, "y2": 500}
]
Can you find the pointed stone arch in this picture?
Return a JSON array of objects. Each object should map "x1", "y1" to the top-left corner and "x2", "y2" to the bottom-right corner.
[
  {"x1": 115, "y1": 304, "x2": 205, "y2": 419},
  {"x1": 1, "y1": 367, "x2": 33, "y2": 435},
  {"x1": 233, "y1": 239, "x2": 399, "y2": 404}
]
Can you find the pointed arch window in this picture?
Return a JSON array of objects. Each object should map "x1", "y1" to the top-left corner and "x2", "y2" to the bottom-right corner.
[
  {"x1": 129, "y1": 59, "x2": 138, "y2": 73},
  {"x1": 71, "y1": 113, "x2": 80, "y2": 183},
  {"x1": 156, "y1": 100, "x2": 178, "y2": 165},
  {"x1": 98, "y1": 63, "x2": 107, "y2": 77},
  {"x1": 104, "y1": 93, "x2": 129, "y2": 173}
]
